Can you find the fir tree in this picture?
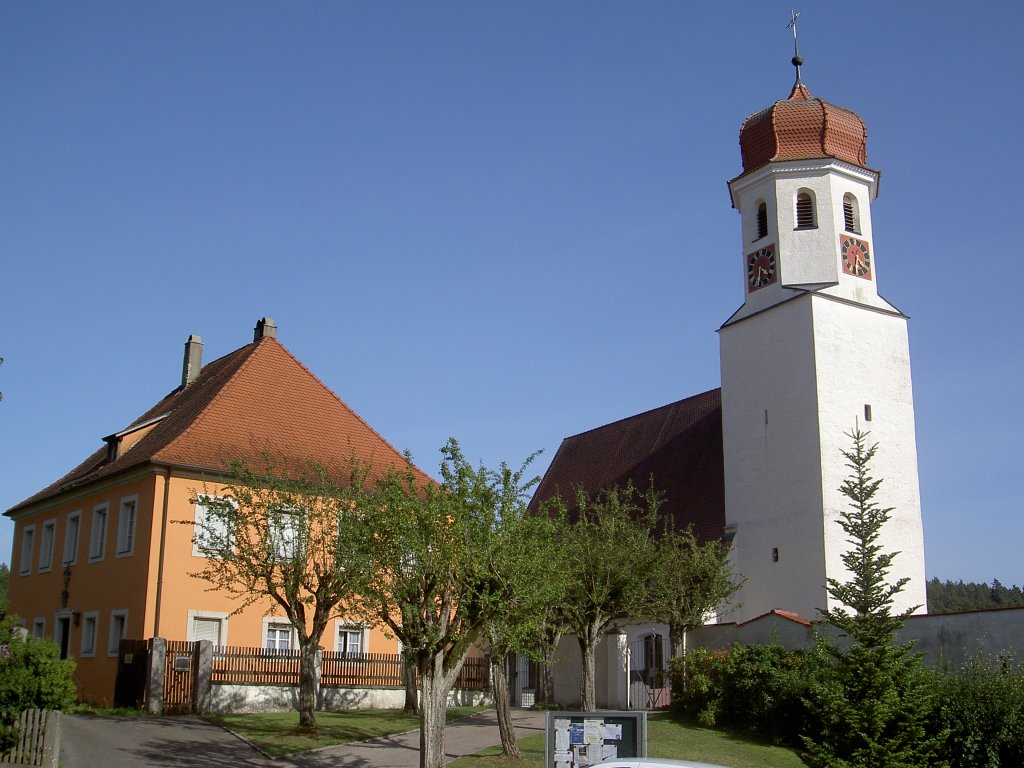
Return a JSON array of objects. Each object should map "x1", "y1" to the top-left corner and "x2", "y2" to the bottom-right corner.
[{"x1": 803, "y1": 427, "x2": 942, "y2": 768}]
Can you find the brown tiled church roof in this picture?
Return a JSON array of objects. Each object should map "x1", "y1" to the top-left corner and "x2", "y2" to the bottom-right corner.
[
  {"x1": 529, "y1": 388, "x2": 726, "y2": 544},
  {"x1": 9, "y1": 335, "x2": 425, "y2": 512},
  {"x1": 737, "y1": 81, "x2": 870, "y2": 175}
]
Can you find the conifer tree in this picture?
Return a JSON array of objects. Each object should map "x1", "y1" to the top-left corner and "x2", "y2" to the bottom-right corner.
[{"x1": 803, "y1": 427, "x2": 941, "y2": 768}]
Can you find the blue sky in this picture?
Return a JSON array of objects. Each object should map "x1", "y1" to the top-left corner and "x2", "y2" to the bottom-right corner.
[{"x1": 2, "y1": 1, "x2": 1021, "y2": 587}]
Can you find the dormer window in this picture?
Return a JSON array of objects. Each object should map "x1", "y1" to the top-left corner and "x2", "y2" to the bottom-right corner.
[
  {"x1": 795, "y1": 191, "x2": 816, "y2": 229},
  {"x1": 755, "y1": 201, "x2": 768, "y2": 240},
  {"x1": 843, "y1": 193, "x2": 860, "y2": 234}
]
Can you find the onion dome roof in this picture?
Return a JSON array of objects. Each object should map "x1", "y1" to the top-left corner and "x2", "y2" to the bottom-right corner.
[{"x1": 738, "y1": 82, "x2": 868, "y2": 174}]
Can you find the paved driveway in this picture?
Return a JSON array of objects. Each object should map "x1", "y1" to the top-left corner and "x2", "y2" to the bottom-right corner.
[
  {"x1": 61, "y1": 709, "x2": 547, "y2": 768},
  {"x1": 61, "y1": 714, "x2": 277, "y2": 768}
]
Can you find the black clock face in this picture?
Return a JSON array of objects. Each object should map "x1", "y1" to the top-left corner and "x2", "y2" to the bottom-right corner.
[
  {"x1": 746, "y1": 245, "x2": 777, "y2": 291},
  {"x1": 841, "y1": 236, "x2": 871, "y2": 278}
]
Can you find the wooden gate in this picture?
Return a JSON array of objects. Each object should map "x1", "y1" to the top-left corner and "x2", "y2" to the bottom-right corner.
[
  {"x1": 163, "y1": 641, "x2": 198, "y2": 714},
  {"x1": 114, "y1": 638, "x2": 151, "y2": 709}
]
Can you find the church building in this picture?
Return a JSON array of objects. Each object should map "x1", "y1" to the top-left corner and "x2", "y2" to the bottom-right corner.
[{"x1": 533, "y1": 59, "x2": 928, "y2": 628}]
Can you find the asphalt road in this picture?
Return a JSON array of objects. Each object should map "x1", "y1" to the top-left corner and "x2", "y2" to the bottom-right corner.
[{"x1": 61, "y1": 709, "x2": 547, "y2": 768}]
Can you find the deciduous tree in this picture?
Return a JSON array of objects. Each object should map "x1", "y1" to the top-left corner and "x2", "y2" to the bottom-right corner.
[
  {"x1": 648, "y1": 523, "x2": 741, "y2": 660},
  {"x1": 484, "y1": 502, "x2": 567, "y2": 757},
  {"x1": 554, "y1": 483, "x2": 659, "y2": 711},
  {"x1": 350, "y1": 439, "x2": 546, "y2": 768},
  {"x1": 188, "y1": 459, "x2": 373, "y2": 731}
]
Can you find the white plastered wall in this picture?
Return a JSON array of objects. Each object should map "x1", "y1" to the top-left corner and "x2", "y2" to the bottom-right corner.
[{"x1": 720, "y1": 293, "x2": 928, "y2": 623}]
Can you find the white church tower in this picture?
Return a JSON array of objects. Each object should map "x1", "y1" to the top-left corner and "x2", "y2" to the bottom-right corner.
[{"x1": 719, "y1": 51, "x2": 928, "y2": 623}]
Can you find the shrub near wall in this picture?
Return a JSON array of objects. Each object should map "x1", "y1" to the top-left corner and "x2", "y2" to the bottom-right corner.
[
  {"x1": 670, "y1": 643, "x2": 817, "y2": 746},
  {"x1": 931, "y1": 656, "x2": 1024, "y2": 768},
  {"x1": 0, "y1": 618, "x2": 76, "y2": 753}
]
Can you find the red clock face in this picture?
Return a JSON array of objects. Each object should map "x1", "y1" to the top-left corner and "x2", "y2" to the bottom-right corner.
[
  {"x1": 746, "y1": 244, "x2": 777, "y2": 291},
  {"x1": 840, "y1": 236, "x2": 871, "y2": 279}
]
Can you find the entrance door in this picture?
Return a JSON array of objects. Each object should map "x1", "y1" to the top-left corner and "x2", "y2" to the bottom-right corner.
[{"x1": 57, "y1": 617, "x2": 71, "y2": 660}]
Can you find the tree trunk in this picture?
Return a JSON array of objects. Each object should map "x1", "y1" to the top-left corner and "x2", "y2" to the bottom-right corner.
[
  {"x1": 539, "y1": 630, "x2": 561, "y2": 706},
  {"x1": 403, "y1": 655, "x2": 419, "y2": 714},
  {"x1": 579, "y1": 626, "x2": 600, "y2": 712},
  {"x1": 491, "y1": 652, "x2": 520, "y2": 757},
  {"x1": 298, "y1": 639, "x2": 318, "y2": 730},
  {"x1": 418, "y1": 652, "x2": 463, "y2": 768},
  {"x1": 669, "y1": 621, "x2": 685, "y2": 662}
]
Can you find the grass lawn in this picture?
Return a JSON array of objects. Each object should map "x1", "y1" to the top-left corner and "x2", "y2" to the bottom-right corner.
[
  {"x1": 448, "y1": 712, "x2": 807, "y2": 768},
  {"x1": 205, "y1": 706, "x2": 485, "y2": 758}
]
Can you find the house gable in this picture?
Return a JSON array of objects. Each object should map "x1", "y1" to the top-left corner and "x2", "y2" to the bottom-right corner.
[{"x1": 9, "y1": 331, "x2": 427, "y2": 516}]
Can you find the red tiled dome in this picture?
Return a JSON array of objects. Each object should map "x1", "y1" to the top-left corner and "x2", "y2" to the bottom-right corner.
[{"x1": 738, "y1": 82, "x2": 868, "y2": 173}]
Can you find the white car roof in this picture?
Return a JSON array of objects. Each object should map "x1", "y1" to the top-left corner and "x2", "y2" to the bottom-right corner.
[{"x1": 587, "y1": 760, "x2": 731, "y2": 768}]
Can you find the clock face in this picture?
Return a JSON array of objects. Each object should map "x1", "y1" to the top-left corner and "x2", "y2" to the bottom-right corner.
[
  {"x1": 840, "y1": 236, "x2": 871, "y2": 279},
  {"x1": 746, "y1": 244, "x2": 777, "y2": 291}
]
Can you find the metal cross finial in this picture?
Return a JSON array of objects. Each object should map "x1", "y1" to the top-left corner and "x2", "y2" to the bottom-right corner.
[{"x1": 787, "y1": 10, "x2": 804, "y2": 85}]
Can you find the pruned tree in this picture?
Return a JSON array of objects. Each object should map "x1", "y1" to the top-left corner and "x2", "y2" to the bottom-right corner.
[
  {"x1": 350, "y1": 439, "x2": 546, "y2": 768},
  {"x1": 803, "y1": 427, "x2": 938, "y2": 768},
  {"x1": 554, "y1": 482, "x2": 660, "y2": 711},
  {"x1": 484, "y1": 502, "x2": 568, "y2": 757},
  {"x1": 188, "y1": 458, "x2": 373, "y2": 731},
  {"x1": 648, "y1": 523, "x2": 741, "y2": 660}
]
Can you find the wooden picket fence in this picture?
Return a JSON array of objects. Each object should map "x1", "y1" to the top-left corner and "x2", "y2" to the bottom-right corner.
[
  {"x1": 0, "y1": 709, "x2": 60, "y2": 768},
  {"x1": 210, "y1": 646, "x2": 489, "y2": 690}
]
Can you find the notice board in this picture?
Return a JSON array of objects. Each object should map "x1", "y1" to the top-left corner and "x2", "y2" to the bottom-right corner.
[{"x1": 544, "y1": 710, "x2": 647, "y2": 768}]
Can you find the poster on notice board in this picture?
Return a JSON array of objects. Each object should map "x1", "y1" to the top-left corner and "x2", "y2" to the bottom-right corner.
[{"x1": 544, "y1": 710, "x2": 647, "y2": 768}]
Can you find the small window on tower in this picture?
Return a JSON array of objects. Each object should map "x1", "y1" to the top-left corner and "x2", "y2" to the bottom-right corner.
[
  {"x1": 864, "y1": 404, "x2": 872, "y2": 422},
  {"x1": 843, "y1": 193, "x2": 860, "y2": 233},
  {"x1": 755, "y1": 201, "x2": 768, "y2": 240},
  {"x1": 772, "y1": 547, "x2": 780, "y2": 563},
  {"x1": 795, "y1": 191, "x2": 816, "y2": 229}
]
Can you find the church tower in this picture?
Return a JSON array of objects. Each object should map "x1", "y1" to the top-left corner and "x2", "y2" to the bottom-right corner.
[{"x1": 719, "y1": 55, "x2": 927, "y2": 623}]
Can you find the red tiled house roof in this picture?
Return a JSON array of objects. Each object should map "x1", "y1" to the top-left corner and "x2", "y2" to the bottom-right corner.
[
  {"x1": 9, "y1": 333, "x2": 426, "y2": 513},
  {"x1": 529, "y1": 388, "x2": 725, "y2": 544}
]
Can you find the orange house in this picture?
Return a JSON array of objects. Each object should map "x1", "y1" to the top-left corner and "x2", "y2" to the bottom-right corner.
[{"x1": 5, "y1": 318, "x2": 427, "y2": 704}]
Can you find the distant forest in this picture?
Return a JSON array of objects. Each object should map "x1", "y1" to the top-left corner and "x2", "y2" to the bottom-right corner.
[{"x1": 927, "y1": 577, "x2": 1024, "y2": 614}]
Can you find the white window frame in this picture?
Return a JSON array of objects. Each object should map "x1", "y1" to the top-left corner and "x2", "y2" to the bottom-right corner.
[
  {"x1": 192, "y1": 496, "x2": 235, "y2": 558},
  {"x1": 31, "y1": 618, "x2": 45, "y2": 639},
  {"x1": 262, "y1": 617, "x2": 296, "y2": 653},
  {"x1": 19, "y1": 525, "x2": 35, "y2": 575},
  {"x1": 186, "y1": 610, "x2": 229, "y2": 646},
  {"x1": 269, "y1": 507, "x2": 304, "y2": 561},
  {"x1": 38, "y1": 519, "x2": 57, "y2": 573},
  {"x1": 80, "y1": 611, "x2": 100, "y2": 657},
  {"x1": 334, "y1": 621, "x2": 368, "y2": 657},
  {"x1": 63, "y1": 511, "x2": 81, "y2": 566},
  {"x1": 116, "y1": 495, "x2": 138, "y2": 557},
  {"x1": 108, "y1": 609, "x2": 129, "y2": 656},
  {"x1": 89, "y1": 504, "x2": 109, "y2": 562}
]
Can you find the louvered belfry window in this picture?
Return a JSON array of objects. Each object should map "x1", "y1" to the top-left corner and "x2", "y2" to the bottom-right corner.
[
  {"x1": 756, "y1": 202, "x2": 768, "y2": 240},
  {"x1": 843, "y1": 193, "x2": 860, "y2": 233},
  {"x1": 796, "y1": 192, "x2": 816, "y2": 228}
]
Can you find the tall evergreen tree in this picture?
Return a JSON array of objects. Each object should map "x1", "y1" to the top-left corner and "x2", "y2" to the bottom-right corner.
[{"x1": 803, "y1": 428, "x2": 941, "y2": 768}]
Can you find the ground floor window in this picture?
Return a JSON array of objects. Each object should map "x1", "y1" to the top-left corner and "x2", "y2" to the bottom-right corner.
[
  {"x1": 80, "y1": 611, "x2": 99, "y2": 657},
  {"x1": 189, "y1": 614, "x2": 225, "y2": 646},
  {"x1": 336, "y1": 626, "x2": 364, "y2": 657},
  {"x1": 108, "y1": 610, "x2": 128, "y2": 656},
  {"x1": 265, "y1": 622, "x2": 293, "y2": 652}
]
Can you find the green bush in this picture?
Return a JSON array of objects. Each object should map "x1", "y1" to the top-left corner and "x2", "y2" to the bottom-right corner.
[
  {"x1": 931, "y1": 655, "x2": 1024, "y2": 768},
  {"x1": 0, "y1": 617, "x2": 76, "y2": 753},
  {"x1": 671, "y1": 643, "x2": 816, "y2": 746}
]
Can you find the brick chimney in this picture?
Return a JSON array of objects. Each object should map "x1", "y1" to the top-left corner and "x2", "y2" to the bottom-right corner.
[
  {"x1": 181, "y1": 334, "x2": 203, "y2": 387},
  {"x1": 253, "y1": 317, "x2": 278, "y2": 342}
]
